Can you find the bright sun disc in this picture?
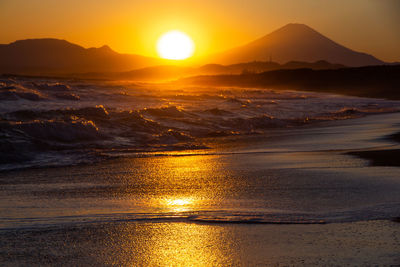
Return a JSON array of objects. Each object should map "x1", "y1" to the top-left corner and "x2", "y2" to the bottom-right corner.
[{"x1": 157, "y1": 30, "x2": 195, "y2": 60}]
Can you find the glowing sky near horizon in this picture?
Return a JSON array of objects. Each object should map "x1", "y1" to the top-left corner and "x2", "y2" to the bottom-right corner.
[{"x1": 0, "y1": 0, "x2": 399, "y2": 62}]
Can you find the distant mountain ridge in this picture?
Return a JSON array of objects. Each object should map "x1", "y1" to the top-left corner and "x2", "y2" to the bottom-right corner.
[
  {"x1": 211, "y1": 23, "x2": 384, "y2": 67},
  {"x1": 74, "y1": 60, "x2": 346, "y2": 81},
  {"x1": 0, "y1": 38, "x2": 163, "y2": 74},
  {"x1": 0, "y1": 24, "x2": 389, "y2": 75}
]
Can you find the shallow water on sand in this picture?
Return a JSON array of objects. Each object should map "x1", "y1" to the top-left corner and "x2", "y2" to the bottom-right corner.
[
  {"x1": 1, "y1": 80, "x2": 400, "y2": 265},
  {"x1": 1, "y1": 113, "x2": 400, "y2": 230}
]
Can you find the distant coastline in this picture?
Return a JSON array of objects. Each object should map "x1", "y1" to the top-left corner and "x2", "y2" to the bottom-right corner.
[{"x1": 178, "y1": 65, "x2": 400, "y2": 100}]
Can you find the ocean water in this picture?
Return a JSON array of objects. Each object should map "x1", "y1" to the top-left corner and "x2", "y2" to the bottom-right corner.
[
  {"x1": 1, "y1": 75, "x2": 400, "y2": 227},
  {"x1": 1, "y1": 76, "x2": 399, "y2": 171},
  {"x1": 1, "y1": 77, "x2": 400, "y2": 265}
]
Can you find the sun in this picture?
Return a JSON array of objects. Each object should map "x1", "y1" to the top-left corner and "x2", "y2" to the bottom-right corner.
[{"x1": 157, "y1": 30, "x2": 195, "y2": 60}]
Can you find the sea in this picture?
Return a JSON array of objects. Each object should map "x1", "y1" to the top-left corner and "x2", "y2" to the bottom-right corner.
[{"x1": 1, "y1": 76, "x2": 400, "y2": 265}]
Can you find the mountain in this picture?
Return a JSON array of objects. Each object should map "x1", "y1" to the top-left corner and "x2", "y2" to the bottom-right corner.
[
  {"x1": 212, "y1": 23, "x2": 384, "y2": 67},
  {"x1": 0, "y1": 25, "x2": 386, "y2": 75},
  {"x1": 198, "y1": 60, "x2": 345, "y2": 74},
  {"x1": 74, "y1": 60, "x2": 346, "y2": 81},
  {"x1": 0, "y1": 38, "x2": 164, "y2": 75}
]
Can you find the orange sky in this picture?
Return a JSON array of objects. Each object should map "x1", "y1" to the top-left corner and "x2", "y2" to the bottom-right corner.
[{"x1": 1, "y1": 0, "x2": 399, "y2": 62}]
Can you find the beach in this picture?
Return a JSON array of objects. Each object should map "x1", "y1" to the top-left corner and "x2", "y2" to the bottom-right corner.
[
  {"x1": 1, "y1": 111, "x2": 400, "y2": 265},
  {"x1": 2, "y1": 1, "x2": 400, "y2": 265},
  {"x1": 2, "y1": 220, "x2": 400, "y2": 266}
]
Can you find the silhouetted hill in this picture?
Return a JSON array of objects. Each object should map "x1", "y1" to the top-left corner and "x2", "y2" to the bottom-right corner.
[
  {"x1": 0, "y1": 39, "x2": 163, "y2": 74},
  {"x1": 178, "y1": 65, "x2": 400, "y2": 100},
  {"x1": 1, "y1": 24, "x2": 387, "y2": 77},
  {"x1": 79, "y1": 65, "x2": 195, "y2": 81},
  {"x1": 212, "y1": 23, "x2": 385, "y2": 67},
  {"x1": 74, "y1": 60, "x2": 346, "y2": 81}
]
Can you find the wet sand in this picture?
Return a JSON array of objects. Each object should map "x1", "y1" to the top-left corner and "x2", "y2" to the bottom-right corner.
[
  {"x1": 1, "y1": 220, "x2": 400, "y2": 266},
  {"x1": 1, "y1": 113, "x2": 400, "y2": 265},
  {"x1": 347, "y1": 131, "x2": 400, "y2": 167},
  {"x1": 348, "y1": 149, "x2": 400, "y2": 167}
]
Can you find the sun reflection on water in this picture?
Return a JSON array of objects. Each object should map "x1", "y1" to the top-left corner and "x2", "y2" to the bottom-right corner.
[
  {"x1": 136, "y1": 154, "x2": 233, "y2": 213},
  {"x1": 102, "y1": 222, "x2": 236, "y2": 266},
  {"x1": 118, "y1": 155, "x2": 237, "y2": 265},
  {"x1": 161, "y1": 197, "x2": 198, "y2": 212}
]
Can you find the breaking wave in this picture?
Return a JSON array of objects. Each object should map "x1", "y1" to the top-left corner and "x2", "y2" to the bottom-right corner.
[{"x1": 1, "y1": 76, "x2": 399, "y2": 170}]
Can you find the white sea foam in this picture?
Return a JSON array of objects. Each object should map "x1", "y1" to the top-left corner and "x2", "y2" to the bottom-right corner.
[{"x1": 1, "y1": 76, "x2": 399, "y2": 170}]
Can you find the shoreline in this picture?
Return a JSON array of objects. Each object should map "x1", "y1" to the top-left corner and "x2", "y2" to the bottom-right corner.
[
  {"x1": 178, "y1": 65, "x2": 400, "y2": 100},
  {"x1": 347, "y1": 149, "x2": 400, "y2": 167},
  {"x1": 346, "y1": 127, "x2": 400, "y2": 167},
  {"x1": 1, "y1": 107, "x2": 400, "y2": 266},
  {"x1": 2, "y1": 111, "x2": 400, "y2": 173}
]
